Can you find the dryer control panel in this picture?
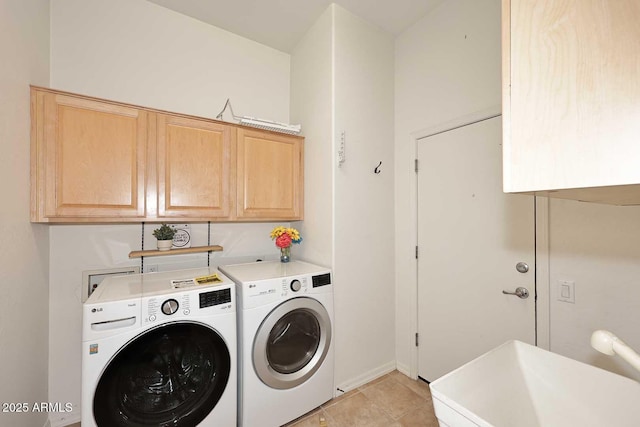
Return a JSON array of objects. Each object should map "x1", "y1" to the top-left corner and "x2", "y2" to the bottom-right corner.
[{"x1": 281, "y1": 277, "x2": 309, "y2": 296}]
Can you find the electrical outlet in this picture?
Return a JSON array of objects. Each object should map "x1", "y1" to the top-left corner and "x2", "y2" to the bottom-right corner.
[{"x1": 143, "y1": 265, "x2": 159, "y2": 273}]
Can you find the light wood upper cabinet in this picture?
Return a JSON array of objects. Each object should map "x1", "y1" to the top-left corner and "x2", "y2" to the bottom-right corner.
[
  {"x1": 31, "y1": 89, "x2": 147, "y2": 221},
  {"x1": 31, "y1": 87, "x2": 304, "y2": 222},
  {"x1": 502, "y1": 0, "x2": 640, "y2": 205},
  {"x1": 156, "y1": 115, "x2": 234, "y2": 219},
  {"x1": 236, "y1": 128, "x2": 304, "y2": 220}
]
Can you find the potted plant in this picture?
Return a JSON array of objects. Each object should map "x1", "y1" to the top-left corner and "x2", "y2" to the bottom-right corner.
[{"x1": 153, "y1": 224, "x2": 176, "y2": 251}]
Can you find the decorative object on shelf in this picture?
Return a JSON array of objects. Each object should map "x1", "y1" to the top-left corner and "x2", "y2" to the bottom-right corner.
[
  {"x1": 169, "y1": 223, "x2": 191, "y2": 248},
  {"x1": 270, "y1": 226, "x2": 302, "y2": 263},
  {"x1": 152, "y1": 223, "x2": 176, "y2": 251}
]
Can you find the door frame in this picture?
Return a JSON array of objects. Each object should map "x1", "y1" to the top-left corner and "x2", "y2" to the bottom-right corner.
[{"x1": 407, "y1": 106, "x2": 550, "y2": 379}]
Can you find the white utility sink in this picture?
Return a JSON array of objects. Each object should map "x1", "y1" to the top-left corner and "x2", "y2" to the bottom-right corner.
[{"x1": 429, "y1": 340, "x2": 640, "y2": 427}]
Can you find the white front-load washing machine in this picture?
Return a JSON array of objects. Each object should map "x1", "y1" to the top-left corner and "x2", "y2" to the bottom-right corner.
[
  {"x1": 82, "y1": 267, "x2": 236, "y2": 427},
  {"x1": 219, "y1": 260, "x2": 334, "y2": 427}
]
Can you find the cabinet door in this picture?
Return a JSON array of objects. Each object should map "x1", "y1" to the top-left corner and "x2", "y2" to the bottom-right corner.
[
  {"x1": 33, "y1": 90, "x2": 147, "y2": 221},
  {"x1": 236, "y1": 129, "x2": 303, "y2": 220},
  {"x1": 156, "y1": 115, "x2": 233, "y2": 219},
  {"x1": 503, "y1": 0, "x2": 640, "y2": 204}
]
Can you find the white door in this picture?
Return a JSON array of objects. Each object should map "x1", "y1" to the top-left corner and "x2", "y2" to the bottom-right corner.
[{"x1": 417, "y1": 116, "x2": 535, "y2": 382}]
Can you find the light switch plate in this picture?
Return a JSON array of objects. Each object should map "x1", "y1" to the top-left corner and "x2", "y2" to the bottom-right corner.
[{"x1": 557, "y1": 280, "x2": 575, "y2": 304}]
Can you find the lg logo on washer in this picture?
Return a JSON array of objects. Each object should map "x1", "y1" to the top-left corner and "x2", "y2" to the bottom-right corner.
[{"x1": 91, "y1": 302, "x2": 136, "y2": 313}]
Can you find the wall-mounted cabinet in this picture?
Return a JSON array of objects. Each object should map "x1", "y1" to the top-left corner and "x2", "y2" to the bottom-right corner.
[
  {"x1": 155, "y1": 114, "x2": 234, "y2": 220},
  {"x1": 502, "y1": 0, "x2": 640, "y2": 205},
  {"x1": 236, "y1": 128, "x2": 303, "y2": 220},
  {"x1": 30, "y1": 87, "x2": 304, "y2": 222},
  {"x1": 31, "y1": 90, "x2": 148, "y2": 220}
]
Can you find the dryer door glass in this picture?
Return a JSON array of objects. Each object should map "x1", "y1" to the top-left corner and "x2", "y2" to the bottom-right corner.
[
  {"x1": 93, "y1": 322, "x2": 230, "y2": 427},
  {"x1": 254, "y1": 297, "x2": 332, "y2": 389},
  {"x1": 267, "y1": 309, "x2": 320, "y2": 374}
]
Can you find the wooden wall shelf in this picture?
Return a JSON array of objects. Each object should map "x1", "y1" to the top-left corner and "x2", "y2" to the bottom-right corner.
[{"x1": 129, "y1": 245, "x2": 223, "y2": 259}]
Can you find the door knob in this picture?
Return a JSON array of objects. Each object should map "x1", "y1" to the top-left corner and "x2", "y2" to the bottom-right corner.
[
  {"x1": 516, "y1": 262, "x2": 529, "y2": 273},
  {"x1": 502, "y1": 287, "x2": 529, "y2": 299}
]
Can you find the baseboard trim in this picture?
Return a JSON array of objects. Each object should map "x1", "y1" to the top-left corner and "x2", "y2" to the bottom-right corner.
[
  {"x1": 396, "y1": 361, "x2": 411, "y2": 378},
  {"x1": 335, "y1": 360, "x2": 396, "y2": 396}
]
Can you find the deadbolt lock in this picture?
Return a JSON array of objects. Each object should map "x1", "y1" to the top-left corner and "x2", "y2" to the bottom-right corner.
[{"x1": 516, "y1": 262, "x2": 529, "y2": 273}]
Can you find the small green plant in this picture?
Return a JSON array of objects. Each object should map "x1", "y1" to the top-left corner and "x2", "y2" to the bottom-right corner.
[{"x1": 153, "y1": 224, "x2": 176, "y2": 241}]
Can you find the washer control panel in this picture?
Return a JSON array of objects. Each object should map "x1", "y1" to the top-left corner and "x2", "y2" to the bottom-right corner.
[
  {"x1": 143, "y1": 286, "x2": 233, "y2": 324},
  {"x1": 200, "y1": 287, "x2": 232, "y2": 308},
  {"x1": 146, "y1": 293, "x2": 191, "y2": 323}
]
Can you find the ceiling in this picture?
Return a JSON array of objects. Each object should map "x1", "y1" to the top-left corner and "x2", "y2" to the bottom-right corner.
[{"x1": 145, "y1": 0, "x2": 445, "y2": 53}]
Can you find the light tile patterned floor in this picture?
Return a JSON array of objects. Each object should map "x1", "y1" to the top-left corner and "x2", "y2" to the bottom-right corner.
[
  {"x1": 70, "y1": 371, "x2": 438, "y2": 427},
  {"x1": 284, "y1": 370, "x2": 439, "y2": 427}
]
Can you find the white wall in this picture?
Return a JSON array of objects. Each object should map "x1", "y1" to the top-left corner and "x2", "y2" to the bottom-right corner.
[
  {"x1": 291, "y1": 4, "x2": 396, "y2": 391},
  {"x1": 549, "y1": 199, "x2": 640, "y2": 381},
  {"x1": 333, "y1": 6, "x2": 396, "y2": 389},
  {"x1": 0, "y1": 1, "x2": 50, "y2": 427},
  {"x1": 395, "y1": 0, "x2": 640, "y2": 383},
  {"x1": 50, "y1": 0, "x2": 290, "y2": 123},
  {"x1": 49, "y1": 0, "x2": 293, "y2": 424},
  {"x1": 394, "y1": 0, "x2": 502, "y2": 374},
  {"x1": 290, "y1": 6, "x2": 334, "y2": 268}
]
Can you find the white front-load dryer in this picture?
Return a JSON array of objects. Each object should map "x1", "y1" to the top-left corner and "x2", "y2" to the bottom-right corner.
[
  {"x1": 81, "y1": 267, "x2": 236, "y2": 427},
  {"x1": 219, "y1": 260, "x2": 334, "y2": 427}
]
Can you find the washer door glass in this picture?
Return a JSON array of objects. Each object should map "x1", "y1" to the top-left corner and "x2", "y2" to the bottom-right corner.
[
  {"x1": 93, "y1": 322, "x2": 230, "y2": 427},
  {"x1": 254, "y1": 297, "x2": 331, "y2": 390}
]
